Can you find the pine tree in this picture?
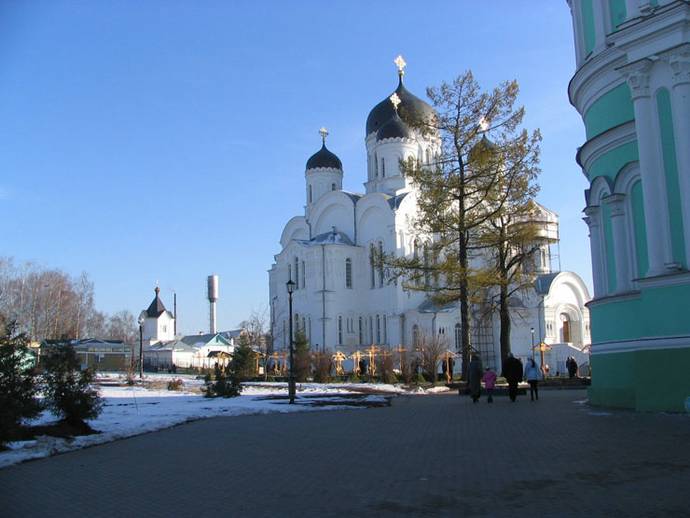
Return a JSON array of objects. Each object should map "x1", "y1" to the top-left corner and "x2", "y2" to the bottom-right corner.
[
  {"x1": 293, "y1": 330, "x2": 311, "y2": 382},
  {"x1": 230, "y1": 334, "x2": 255, "y2": 389},
  {"x1": 0, "y1": 322, "x2": 42, "y2": 446},
  {"x1": 42, "y1": 343, "x2": 103, "y2": 427},
  {"x1": 380, "y1": 71, "x2": 540, "y2": 378}
]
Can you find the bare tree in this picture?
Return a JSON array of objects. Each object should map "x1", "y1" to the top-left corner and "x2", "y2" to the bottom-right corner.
[
  {"x1": 238, "y1": 306, "x2": 271, "y2": 380},
  {"x1": 416, "y1": 333, "x2": 449, "y2": 383}
]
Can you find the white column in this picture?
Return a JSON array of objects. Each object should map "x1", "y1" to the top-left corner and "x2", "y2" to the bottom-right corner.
[
  {"x1": 604, "y1": 194, "x2": 632, "y2": 292},
  {"x1": 593, "y1": 1, "x2": 608, "y2": 47},
  {"x1": 668, "y1": 47, "x2": 690, "y2": 266},
  {"x1": 623, "y1": 61, "x2": 672, "y2": 276},
  {"x1": 584, "y1": 206, "x2": 606, "y2": 297},
  {"x1": 625, "y1": 0, "x2": 639, "y2": 19}
]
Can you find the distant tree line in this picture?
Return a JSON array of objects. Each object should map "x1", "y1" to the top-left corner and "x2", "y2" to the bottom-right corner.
[{"x1": 0, "y1": 257, "x2": 136, "y2": 343}]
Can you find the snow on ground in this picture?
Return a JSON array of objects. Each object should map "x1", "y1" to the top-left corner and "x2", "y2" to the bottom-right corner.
[{"x1": 1, "y1": 376, "x2": 450, "y2": 470}]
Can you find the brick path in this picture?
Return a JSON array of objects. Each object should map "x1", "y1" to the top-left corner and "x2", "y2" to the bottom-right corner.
[{"x1": 1, "y1": 390, "x2": 689, "y2": 517}]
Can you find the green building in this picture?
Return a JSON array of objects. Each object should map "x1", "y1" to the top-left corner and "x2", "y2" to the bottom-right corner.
[{"x1": 567, "y1": 0, "x2": 690, "y2": 411}]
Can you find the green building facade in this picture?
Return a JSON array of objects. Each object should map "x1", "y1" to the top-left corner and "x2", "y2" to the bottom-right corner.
[{"x1": 568, "y1": 0, "x2": 690, "y2": 411}]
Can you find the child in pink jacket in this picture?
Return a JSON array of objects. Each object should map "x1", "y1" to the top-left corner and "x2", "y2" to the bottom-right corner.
[{"x1": 482, "y1": 368, "x2": 498, "y2": 403}]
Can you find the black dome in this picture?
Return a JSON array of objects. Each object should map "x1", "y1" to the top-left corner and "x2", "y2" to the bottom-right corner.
[
  {"x1": 366, "y1": 76, "x2": 435, "y2": 135},
  {"x1": 306, "y1": 143, "x2": 342, "y2": 170},
  {"x1": 376, "y1": 112, "x2": 412, "y2": 141}
]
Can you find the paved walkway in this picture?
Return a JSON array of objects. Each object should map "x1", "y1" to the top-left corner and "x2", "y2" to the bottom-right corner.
[{"x1": 2, "y1": 390, "x2": 689, "y2": 517}]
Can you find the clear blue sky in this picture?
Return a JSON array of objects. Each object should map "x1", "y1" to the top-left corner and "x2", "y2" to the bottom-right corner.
[{"x1": 0, "y1": 1, "x2": 590, "y2": 335}]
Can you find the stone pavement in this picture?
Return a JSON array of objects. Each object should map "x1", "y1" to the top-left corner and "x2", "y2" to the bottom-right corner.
[{"x1": 2, "y1": 390, "x2": 689, "y2": 517}]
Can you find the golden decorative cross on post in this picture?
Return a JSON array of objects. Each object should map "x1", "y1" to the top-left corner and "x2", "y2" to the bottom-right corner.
[
  {"x1": 394, "y1": 55, "x2": 406, "y2": 77},
  {"x1": 319, "y1": 127, "x2": 329, "y2": 145}
]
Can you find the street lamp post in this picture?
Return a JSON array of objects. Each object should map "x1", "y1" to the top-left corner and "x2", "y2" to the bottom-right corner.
[
  {"x1": 138, "y1": 315, "x2": 145, "y2": 380},
  {"x1": 286, "y1": 279, "x2": 296, "y2": 404},
  {"x1": 530, "y1": 327, "x2": 535, "y2": 361}
]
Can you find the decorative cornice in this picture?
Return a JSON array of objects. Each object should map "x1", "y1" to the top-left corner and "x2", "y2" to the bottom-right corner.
[
  {"x1": 591, "y1": 334, "x2": 690, "y2": 355},
  {"x1": 667, "y1": 44, "x2": 690, "y2": 85},
  {"x1": 602, "y1": 193, "x2": 626, "y2": 217},
  {"x1": 619, "y1": 58, "x2": 654, "y2": 99},
  {"x1": 583, "y1": 206, "x2": 601, "y2": 229}
]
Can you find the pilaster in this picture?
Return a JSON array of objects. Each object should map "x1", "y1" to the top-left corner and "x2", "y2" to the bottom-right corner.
[
  {"x1": 584, "y1": 206, "x2": 606, "y2": 297},
  {"x1": 603, "y1": 193, "x2": 633, "y2": 292},
  {"x1": 667, "y1": 46, "x2": 690, "y2": 266},
  {"x1": 622, "y1": 59, "x2": 672, "y2": 275}
]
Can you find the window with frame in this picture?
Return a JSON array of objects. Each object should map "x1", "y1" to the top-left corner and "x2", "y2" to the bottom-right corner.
[
  {"x1": 345, "y1": 258, "x2": 352, "y2": 288},
  {"x1": 338, "y1": 316, "x2": 343, "y2": 345},
  {"x1": 376, "y1": 315, "x2": 381, "y2": 343},
  {"x1": 378, "y1": 241, "x2": 384, "y2": 288},
  {"x1": 294, "y1": 257, "x2": 299, "y2": 289},
  {"x1": 301, "y1": 260, "x2": 306, "y2": 288},
  {"x1": 370, "y1": 244, "x2": 376, "y2": 288},
  {"x1": 358, "y1": 317, "x2": 363, "y2": 344},
  {"x1": 383, "y1": 315, "x2": 388, "y2": 345}
]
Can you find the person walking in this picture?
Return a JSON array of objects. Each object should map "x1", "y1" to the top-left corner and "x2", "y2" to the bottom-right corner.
[
  {"x1": 567, "y1": 357, "x2": 578, "y2": 379},
  {"x1": 468, "y1": 354, "x2": 483, "y2": 403},
  {"x1": 524, "y1": 358, "x2": 542, "y2": 401},
  {"x1": 502, "y1": 353, "x2": 523, "y2": 402},
  {"x1": 482, "y1": 367, "x2": 497, "y2": 403}
]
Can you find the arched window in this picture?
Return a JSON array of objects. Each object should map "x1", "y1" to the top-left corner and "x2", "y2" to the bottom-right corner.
[
  {"x1": 358, "y1": 317, "x2": 363, "y2": 344},
  {"x1": 331, "y1": 183, "x2": 336, "y2": 191},
  {"x1": 454, "y1": 324, "x2": 461, "y2": 351},
  {"x1": 425, "y1": 148, "x2": 431, "y2": 164},
  {"x1": 383, "y1": 315, "x2": 387, "y2": 344},
  {"x1": 301, "y1": 261, "x2": 306, "y2": 288},
  {"x1": 369, "y1": 316, "x2": 374, "y2": 343},
  {"x1": 294, "y1": 257, "x2": 299, "y2": 289},
  {"x1": 294, "y1": 313, "x2": 299, "y2": 332},
  {"x1": 338, "y1": 316, "x2": 343, "y2": 345},
  {"x1": 376, "y1": 315, "x2": 381, "y2": 343},
  {"x1": 378, "y1": 241, "x2": 384, "y2": 287},
  {"x1": 345, "y1": 258, "x2": 352, "y2": 288},
  {"x1": 308, "y1": 184, "x2": 313, "y2": 203},
  {"x1": 381, "y1": 157, "x2": 386, "y2": 176},
  {"x1": 374, "y1": 152, "x2": 379, "y2": 177},
  {"x1": 369, "y1": 244, "x2": 376, "y2": 288}
]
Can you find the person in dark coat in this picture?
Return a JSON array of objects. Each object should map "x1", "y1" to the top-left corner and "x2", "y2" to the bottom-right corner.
[
  {"x1": 503, "y1": 353, "x2": 523, "y2": 402},
  {"x1": 448, "y1": 356, "x2": 455, "y2": 381},
  {"x1": 468, "y1": 354, "x2": 483, "y2": 403},
  {"x1": 567, "y1": 357, "x2": 578, "y2": 379}
]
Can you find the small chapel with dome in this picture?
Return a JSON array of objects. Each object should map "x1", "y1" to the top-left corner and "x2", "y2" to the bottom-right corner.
[{"x1": 268, "y1": 57, "x2": 592, "y2": 373}]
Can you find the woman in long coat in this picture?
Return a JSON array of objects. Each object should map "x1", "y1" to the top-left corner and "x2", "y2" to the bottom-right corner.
[{"x1": 468, "y1": 354, "x2": 483, "y2": 403}]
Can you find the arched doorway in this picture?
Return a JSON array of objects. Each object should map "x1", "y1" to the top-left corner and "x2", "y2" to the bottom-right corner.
[{"x1": 560, "y1": 313, "x2": 571, "y2": 343}]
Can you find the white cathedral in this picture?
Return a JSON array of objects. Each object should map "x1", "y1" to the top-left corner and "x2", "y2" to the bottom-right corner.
[{"x1": 269, "y1": 58, "x2": 592, "y2": 373}]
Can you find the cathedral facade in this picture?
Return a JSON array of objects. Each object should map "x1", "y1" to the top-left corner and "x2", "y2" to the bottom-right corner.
[{"x1": 269, "y1": 60, "x2": 591, "y2": 372}]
